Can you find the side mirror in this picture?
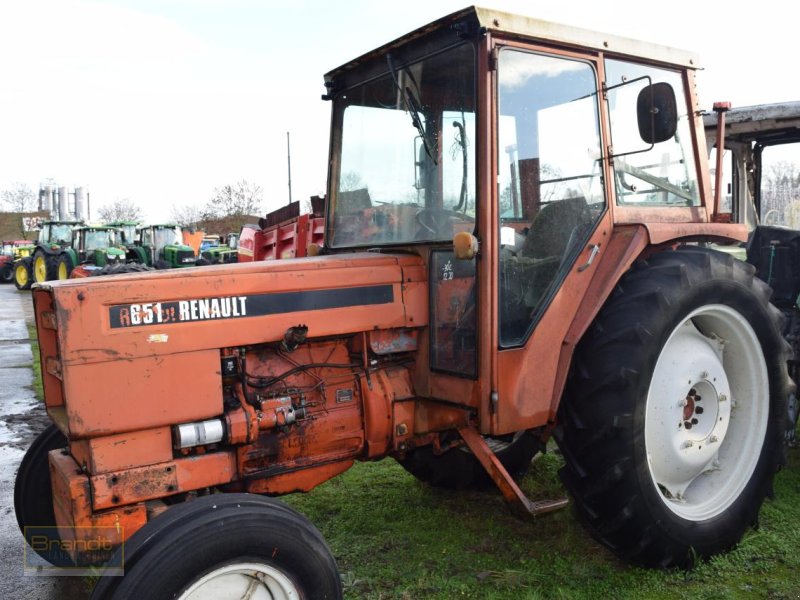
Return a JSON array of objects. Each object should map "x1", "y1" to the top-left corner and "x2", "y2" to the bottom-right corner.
[{"x1": 637, "y1": 82, "x2": 677, "y2": 144}]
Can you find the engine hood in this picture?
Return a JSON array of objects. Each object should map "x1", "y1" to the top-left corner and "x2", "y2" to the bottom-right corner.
[{"x1": 34, "y1": 252, "x2": 428, "y2": 365}]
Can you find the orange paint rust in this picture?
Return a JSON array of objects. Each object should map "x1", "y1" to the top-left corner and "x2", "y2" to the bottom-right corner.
[
  {"x1": 63, "y1": 350, "x2": 222, "y2": 437},
  {"x1": 70, "y1": 426, "x2": 172, "y2": 474},
  {"x1": 91, "y1": 451, "x2": 236, "y2": 510},
  {"x1": 44, "y1": 253, "x2": 426, "y2": 365},
  {"x1": 49, "y1": 450, "x2": 147, "y2": 564}
]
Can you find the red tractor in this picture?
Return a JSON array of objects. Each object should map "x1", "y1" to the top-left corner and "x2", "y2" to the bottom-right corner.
[{"x1": 16, "y1": 8, "x2": 791, "y2": 599}]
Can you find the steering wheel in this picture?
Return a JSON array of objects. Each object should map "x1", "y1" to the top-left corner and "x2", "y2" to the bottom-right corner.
[{"x1": 414, "y1": 208, "x2": 474, "y2": 239}]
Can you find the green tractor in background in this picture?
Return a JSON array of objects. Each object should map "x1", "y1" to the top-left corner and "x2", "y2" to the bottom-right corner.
[
  {"x1": 1, "y1": 240, "x2": 34, "y2": 284},
  {"x1": 198, "y1": 232, "x2": 239, "y2": 264},
  {"x1": 130, "y1": 224, "x2": 197, "y2": 269},
  {"x1": 47, "y1": 225, "x2": 128, "y2": 280},
  {"x1": 14, "y1": 220, "x2": 83, "y2": 290},
  {"x1": 106, "y1": 221, "x2": 139, "y2": 247}
]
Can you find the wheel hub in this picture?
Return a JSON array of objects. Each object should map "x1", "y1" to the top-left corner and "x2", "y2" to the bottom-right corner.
[
  {"x1": 647, "y1": 327, "x2": 732, "y2": 499},
  {"x1": 645, "y1": 304, "x2": 769, "y2": 520}
]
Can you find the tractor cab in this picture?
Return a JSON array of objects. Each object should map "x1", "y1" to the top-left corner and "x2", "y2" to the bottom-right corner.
[
  {"x1": 105, "y1": 221, "x2": 140, "y2": 246},
  {"x1": 70, "y1": 225, "x2": 126, "y2": 267},
  {"x1": 136, "y1": 224, "x2": 196, "y2": 268},
  {"x1": 37, "y1": 220, "x2": 82, "y2": 249}
]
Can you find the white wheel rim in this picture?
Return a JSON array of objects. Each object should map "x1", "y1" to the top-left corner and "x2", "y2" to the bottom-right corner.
[
  {"x1": 177, "y1": 561, "x2": 301, "y2": 600},
  {"x1": 645, "y1": 304, "x2": 769, "y2": 521}
]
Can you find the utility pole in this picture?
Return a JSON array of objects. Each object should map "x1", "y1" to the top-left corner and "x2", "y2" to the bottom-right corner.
[{"x1": 287, "y1": 131, "x2": 293, "y2": 205}]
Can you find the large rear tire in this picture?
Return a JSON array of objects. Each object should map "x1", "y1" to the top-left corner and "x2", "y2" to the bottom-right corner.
[
  {"x1": 90, "y1": 493, "x2": 342, "y2": 600},
  {"x1": 0, "y1": 263, "x2": 12, "y2": 283},
  {"x1": 556, "y1": 247, "x2": 789, "y2": 568},
  {"x1": 398, "y1": 430, "x2": 541, "y2": 489},
  {"x1": 14, "y1": 424, "x2": 72, "y2": 566},
  {"x1": 51, "y1": 254, "x2": 72, "y2": 280},
  {"x1": 32, "y1": 249, "x2": 50, "y2": 283},
  {"x1": 14, "y1": 257, "x2": 33, "y2": 290}
]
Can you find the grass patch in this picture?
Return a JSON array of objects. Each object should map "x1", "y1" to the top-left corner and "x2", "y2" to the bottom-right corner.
[
  {"x1": 27, "y1": 323, "x2": 43, "y2": 401},
  {"x1": 283, "y1": 447, "x2": 800, "y2": 599}
]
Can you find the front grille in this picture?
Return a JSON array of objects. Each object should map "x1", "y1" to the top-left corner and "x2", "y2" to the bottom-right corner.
[{"x1": 177, "y1": 250, "x2": 196, "y2": 264}]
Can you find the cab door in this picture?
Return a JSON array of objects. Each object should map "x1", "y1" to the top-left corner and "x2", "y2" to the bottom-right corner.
[{"x1": 489, "y1": 44, "x2": 612, "y2": 434}]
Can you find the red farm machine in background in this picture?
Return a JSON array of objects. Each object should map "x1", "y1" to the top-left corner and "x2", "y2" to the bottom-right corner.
[{"x1": 238, "y1": 196, "x2": 325, "y2": 262}]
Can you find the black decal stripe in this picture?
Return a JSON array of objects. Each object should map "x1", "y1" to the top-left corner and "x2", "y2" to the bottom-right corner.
[{"x1": 109, "y1": 284, "x2": 394, "y2": 328}]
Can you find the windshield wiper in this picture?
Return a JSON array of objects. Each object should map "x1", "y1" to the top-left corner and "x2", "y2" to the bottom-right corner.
[{"x1": 387, "y1": 54, "x2": 437, "y2": 165}]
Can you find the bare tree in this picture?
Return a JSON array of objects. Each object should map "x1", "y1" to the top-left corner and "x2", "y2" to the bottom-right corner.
[
  {"x1": 762, "y1": 160, "x2": 800, "y2": 226},
  {"x1": 170, "y1": 203, "x2": 211, "y2": 228},
  {"x1": 205, "y1": 180, "x2": 263, "y2": 218},
  {"x1": 339, "y1": 171, "x2": 365, "y2": 192},
  {"x1": 97, "y1": 198, "x2": 144, "y2": 223},
  {"x1": 1, "y1": 182, "x2": 37, "y2": 213}
]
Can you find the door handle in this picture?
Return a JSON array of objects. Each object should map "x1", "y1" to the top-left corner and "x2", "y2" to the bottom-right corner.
[{"x1": 577, "y1": 244, "x2": 600, "y2": 272}]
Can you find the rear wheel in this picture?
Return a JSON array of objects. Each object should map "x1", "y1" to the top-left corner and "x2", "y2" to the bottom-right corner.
[
  {"x1": 52, "y1": 254, "x2": 72, "y2": 280},
  {"x1": 90, "y1": 493, "x2": 341, "y2": 600},
  {"x1": 0, "y1": 263, "x2": 12, "y2": 283},
  {"x1": 32, "y1": 250, "x2": 50, "y2": 283},
  {"x1": 556, "y1": 247, "x2": 789, "y2": 568},
  {"x1": 14, "y1": 424, "x2": 72, "y2": 566},
  {"x1": 14, "y1": 258, "x2": 32, "y2": 290},
  {"x1": 398, "y1": 430, "x2": 541, "y2": 489}
]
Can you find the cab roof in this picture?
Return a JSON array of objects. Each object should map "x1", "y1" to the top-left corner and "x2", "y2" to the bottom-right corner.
[{"x1": 325, "y1": 5, "x2": 698, "y2": 85}]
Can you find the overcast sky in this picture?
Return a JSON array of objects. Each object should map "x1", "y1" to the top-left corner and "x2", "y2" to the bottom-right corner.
[{"x1": 0, "y1": 0, "x2": 794, "y2": 222}]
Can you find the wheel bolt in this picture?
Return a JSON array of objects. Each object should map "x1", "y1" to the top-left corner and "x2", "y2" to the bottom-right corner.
[
  {"x1": 691, "y1": 418, "x2": 698, "y2": 425},
  {"x1": 696, "y1": 406, "x2": 704, "y2": 415},
  {"x1": 719, "y1": 394, "x2": 727, "y2": 402}
]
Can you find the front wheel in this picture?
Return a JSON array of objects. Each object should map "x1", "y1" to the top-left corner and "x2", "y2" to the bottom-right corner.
[
  {"x1": 0, "y1": 263, "x2": 13, "y2": 283},
  {"x1": 556, "y1": 247, "x2": 789, "y2": 568},
  {"x1": 14, "y1": 258, "x2": 33, "y2": 290},
  {"x1": 14, "y1": 424, "x2": 72, "y2": 566},
  {"x1": 90, "y1": 493, "x2": 342, "y2": 600}
]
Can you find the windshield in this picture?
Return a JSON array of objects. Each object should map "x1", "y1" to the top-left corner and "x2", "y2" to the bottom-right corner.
[
  {"x1": 2, "y1": 243, "x2": 12, "y2": 255},
  {"x1": 45, "y1": 224, "x2": 73, "y2": 244},
  {"x1": 605, "y1": 59, "x2": 700, "y2": 207},
  {"x1": 153, "y1": 227, "x2": 181, "y2": 250},
  {"x1": 119, "y1": 225, "x2": 137, "y2": 244},
  {"x1": 84, "y1": 230, "x2": 116, "y2": 251},
  {"x1": 330, "y1": 43, "x2": 476, "y2": 248}
]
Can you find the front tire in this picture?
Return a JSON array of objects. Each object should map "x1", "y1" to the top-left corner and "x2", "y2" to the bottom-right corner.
[
  {"x1": 0, "y1": 263, "x2": 12, "y2": 283},
  {"x1": 556, "y1": 247, "x2": 789, "y2": 568},
  {"x1": 90, "y1": 493, "x2": 342, "y2": 600},
  {"x1": 14, "y1": 425, "x2": 72, "y2": 566},
  {"x1": 14, "y1": 257, "x2": 32, "y2": 290}
]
